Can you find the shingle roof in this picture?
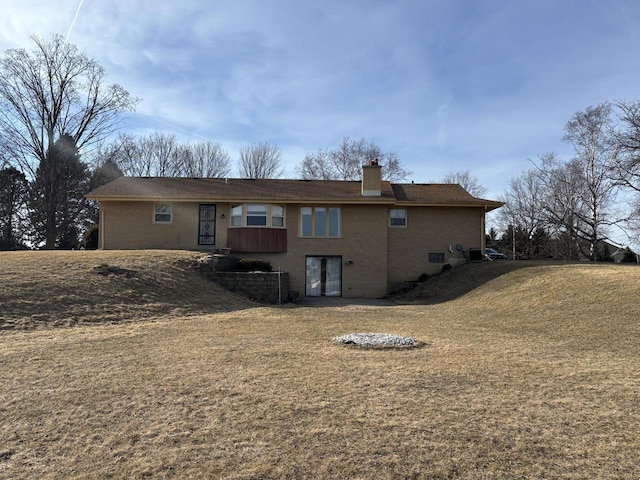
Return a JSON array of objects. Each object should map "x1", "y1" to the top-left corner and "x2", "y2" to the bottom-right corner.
[
  {"x1": 86, "y1": 177, "x2": 503, "y2": 210},
  {"x1": 392, "y1": 183, "x2": 472, "y2": 202}
]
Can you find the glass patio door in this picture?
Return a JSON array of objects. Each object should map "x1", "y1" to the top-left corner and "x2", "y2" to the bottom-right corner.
[{"x1": 305, "y1": 256, "x2": 342, "y2": 297}]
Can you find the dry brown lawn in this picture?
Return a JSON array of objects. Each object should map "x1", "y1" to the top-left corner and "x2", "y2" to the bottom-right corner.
[
  {"x1": 1, "y1": 252, "x2": 639, "y2": 479},
  {"x1": 0, "y1": 250, "x2": 255, "y2": 329}
]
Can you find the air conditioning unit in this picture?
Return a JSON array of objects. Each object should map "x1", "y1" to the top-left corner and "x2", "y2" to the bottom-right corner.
[{"x1": 469, "y1": 248, "x2": 483, "y2": 262}]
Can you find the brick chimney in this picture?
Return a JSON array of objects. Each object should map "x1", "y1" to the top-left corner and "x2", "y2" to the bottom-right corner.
[{"x1": 361, "y1": 160, "x2": 382, "y2": 196}]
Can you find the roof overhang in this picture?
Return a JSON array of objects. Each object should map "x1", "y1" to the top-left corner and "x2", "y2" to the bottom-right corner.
[
  {"x1": 392, "y1": 201, "x2": 504, "y2": 211},
  {"x1": 86, "y1": 195, "x2": 398, "y2": 205}
]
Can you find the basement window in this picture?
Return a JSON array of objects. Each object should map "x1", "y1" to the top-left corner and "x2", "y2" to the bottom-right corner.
[
  {"x1": 429, "y1": 253, "x2": 445, "y2": 263},
  {"x1": 154, "y1": 204, "x2": 172, "y2": 224}
]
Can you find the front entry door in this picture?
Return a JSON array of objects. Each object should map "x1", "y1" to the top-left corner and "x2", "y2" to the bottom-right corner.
[
  {"x1": 306, "y1": 256, "x2": 342, "y2": 297},
  {"x1": 198, "y1": 204, "x2": 216, "y2": 245}
]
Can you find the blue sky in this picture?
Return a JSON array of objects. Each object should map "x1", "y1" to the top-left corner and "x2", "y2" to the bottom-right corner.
[{"x1": 2, "y1": 0, "x2": 640, "y2": 201}]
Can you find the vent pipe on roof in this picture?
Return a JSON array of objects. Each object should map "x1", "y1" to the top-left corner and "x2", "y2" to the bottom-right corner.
[{"x1": 361, "y1": 160, "x2": 382, "y2": 196}]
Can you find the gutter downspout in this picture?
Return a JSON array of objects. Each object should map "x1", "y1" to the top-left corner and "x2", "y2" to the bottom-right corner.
[{"x1": 99, "y1": 202, "x2": 105, "y2": 249}]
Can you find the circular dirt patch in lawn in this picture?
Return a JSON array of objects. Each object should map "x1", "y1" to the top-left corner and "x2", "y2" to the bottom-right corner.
[{"x1": 333, "y1": 332, "x2": 422, "y2": 349}]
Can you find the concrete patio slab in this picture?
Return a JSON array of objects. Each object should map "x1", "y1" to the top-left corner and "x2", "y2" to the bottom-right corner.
[{"x1": 293, "y1": 297, "x2": 396, "y2": 307}]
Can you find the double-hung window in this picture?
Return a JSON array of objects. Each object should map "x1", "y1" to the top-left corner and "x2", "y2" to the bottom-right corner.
[
  {"x1": 390, "y1": 208, "x2": 407, "y2": 227},
  {"x1": 231, "y1": 205, "x2": 242, "y2": 226},
  {"x1": 271, "y1": 205, "x2": 284, "y2": 227},
  {"x1": 154, "y1": 204, "x2": 172, "y2": 223},
  {"x1": 229, "y1": 204, "x2": 285, "y2": 227},
  {"x1": 246, "y1": 204, "x2": 267, "y2": 226},
  {"x1": 300, "y1": 207, "x2": 340, "y2": 237}
]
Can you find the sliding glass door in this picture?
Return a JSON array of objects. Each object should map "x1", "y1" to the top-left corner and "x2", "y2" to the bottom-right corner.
[{"x1": 305, "y1": 256, "x2": 342, "y2": 297}]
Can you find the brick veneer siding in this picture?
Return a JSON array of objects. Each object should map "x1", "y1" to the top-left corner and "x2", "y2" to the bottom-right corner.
[
  {"x1": 98, "y1": 201, "x2": 229, "y2": 250},
  {"x1": 244, "y1": 203, "x2": 389, "y2": 299},
  {"x1": 96, "y1": 201, "x2": 486, "y2": 298},
  {"x1": 387, "y1": 206, "x2": 485, "y2": 284}
]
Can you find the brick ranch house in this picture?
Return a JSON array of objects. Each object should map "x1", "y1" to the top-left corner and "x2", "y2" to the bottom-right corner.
[{"x1": 86, "y1": 163, "x2": 503, "y2": 298}]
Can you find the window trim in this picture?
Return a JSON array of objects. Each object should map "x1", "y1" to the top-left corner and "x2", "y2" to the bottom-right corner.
[
  {"x1": 300, "y1": 206, "x2": 341, "y2": 238},
  {"x1": 153, "y1": 204, "x2": 172, "y2": 224},
  {"x1": 389, "y1": 208, "x2": 407, "y2": 227}
]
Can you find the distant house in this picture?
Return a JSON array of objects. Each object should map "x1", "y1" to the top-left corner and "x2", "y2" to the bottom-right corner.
[
  {"x1": 610, "y1": 246, "x2": 638, "y2": 263},
  {"x1": 595, "y1": 240, "x2": 638, "y2": 263},
  {"x1": 86, "y1": 162, "x2": 503, "y2": 298},
  {"x1": 610, "y1": 247, "x2": 626, "y2": 263}
]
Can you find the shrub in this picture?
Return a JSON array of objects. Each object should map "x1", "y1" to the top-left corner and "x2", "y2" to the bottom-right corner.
[
  {"x1": 82, "y1": 224, "x2": 99, "y2": 249},
  {"x1": 441, "y1": 263, "x2": 452, "y2": 272},
  {"x1": 0, "y1": 237, "x2": 16, "y2": 250},
  {"x1": 418, "y1": 273, "x2": 429, "y2": 282},
  {"x1": 0, "y1": 237, "x2": 27, "y2": 251},
  {"x1": 237, "y1": 258, "x2": 272, "y2": 272},
  {"x1": 621, "y1": 247, "x2": 638, "y2": 263}
]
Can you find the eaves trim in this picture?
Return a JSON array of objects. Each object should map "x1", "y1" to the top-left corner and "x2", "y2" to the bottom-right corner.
[{"x1": 87, "y1": 195, "x2": 398, "y2": 205}]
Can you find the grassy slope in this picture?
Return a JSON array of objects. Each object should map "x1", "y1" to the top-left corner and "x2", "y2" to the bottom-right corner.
[
  {"x1": 0, "y1": 250, "x2": 255, "y2": 329},
  {"x1": 1, "y1": 253, "x2": 639, "y2": 479}
]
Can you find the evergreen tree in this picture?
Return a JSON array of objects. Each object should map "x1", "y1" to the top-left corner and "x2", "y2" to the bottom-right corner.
[
  {"x1": 621, "y1": 247, "x2": 638, "y2": 263},
  {"x1": 0, "y1": 166, "x2": 28, "y2": 249},
  {"x1": 29, "y1": 135, "x2": 89, "y2": 248}
]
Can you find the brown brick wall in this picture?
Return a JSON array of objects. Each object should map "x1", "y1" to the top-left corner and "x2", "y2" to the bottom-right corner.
[
  {"x1": 241, "y1": 204, "x2": 388, "y2": 299},
  {"x1": 361, "y1": 164, "x2": 382, "y2": 196},
  {"x1": 98, "y1": 200, "x2": 485, "y2": 298},
  {"x1": 387, "y1": 206, "x2": 485, "y2": 283},
  {"x1": 99, "y1": 201, "x2": 229, "y2": 250}
]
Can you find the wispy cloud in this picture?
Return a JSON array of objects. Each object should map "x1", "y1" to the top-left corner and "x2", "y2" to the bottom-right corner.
[
  {"x1": 65, "y1": 0, "x2": 85, "y2": 42},
  {"x1": 436, "y1": 97, "x2": 451, "y2": 151},
  {"x1": 2, "y1": 0, "x2": 640, "y2": 192}
]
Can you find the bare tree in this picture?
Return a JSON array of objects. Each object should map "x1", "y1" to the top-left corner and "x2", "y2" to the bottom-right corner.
[
  {"x1": 615, "y1": 101, "x2": 640, "y2": 239},
  {"x1": 0, "y1": 141, "x2": 9, "y2": 169},
  {"x1": 615, "y1": 100, "x2": 640, "y2": 193},
  {"x1": 381, "y1": 151, "x2": 412, "y2": 183},
  {"x1": 143, "y1": 132, "x2": 184, "y2": 177},
  {"x1": 498, "y1": 168, "x2": 550, "y2": 258},
  {"x1": 441, "y1": 170, "x2": 488, "y2": 197},
  {"x1": 297, "y1": 149, "x2": 335, "y2": 180},
  {"x1": 89, "y1": 133, "x2": 140, "y2": 176},
  {"x1": 182, "y1": 141, "x2": 231, "y2": 178},
  {"x1": 332, "y1": 137, "x2": 374, "y2": 180},
  {"x1": 562, "y1": 103, "x2": 621, "y2": 259},
  {"x1": 94, "y1": 133, "x2": 232, "y2": 179},
  {"x1": 238, "y1": 142, "x2": 283, "y2": 179},
  {"x1": 0, "y1": 34, "x2": 136, "y2": 248},
  {"x1": 0, "y1": 34, "x2": 138, "y2": 178},
  {"x1": 534, "y1": 153, "x2": 590, "y2": 259},
  {"x1": 610, "y1": 99, "x2": 640, "y2": 246},
  {"x1": 296, "y1": 137, "x2": 411, "y2": 182}
]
